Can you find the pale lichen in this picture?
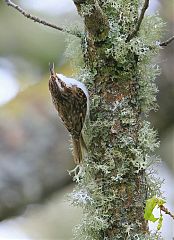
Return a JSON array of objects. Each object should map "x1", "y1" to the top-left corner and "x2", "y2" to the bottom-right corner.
[{"x1": 66, "y1": 0, "x2": 164, "y2": 239}]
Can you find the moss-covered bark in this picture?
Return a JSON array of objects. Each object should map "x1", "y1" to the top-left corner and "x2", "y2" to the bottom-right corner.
[{"x1": 70, "y1": 1, "x2": 164, "y2": 239}]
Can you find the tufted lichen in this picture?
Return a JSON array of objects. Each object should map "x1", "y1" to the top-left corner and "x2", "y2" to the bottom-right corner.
[{"x1": 68, "y1": 0, "x2": 164, "y2": 239}]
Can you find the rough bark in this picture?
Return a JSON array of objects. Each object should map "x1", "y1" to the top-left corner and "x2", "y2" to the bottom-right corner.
[{"x1": 71, "y1": 1, "x2": 163, "y2": 239}]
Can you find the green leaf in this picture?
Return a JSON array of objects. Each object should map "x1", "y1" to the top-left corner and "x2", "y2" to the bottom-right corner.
[
  {"x1": 157, "y1": 214, "x2": 163, "y2": 231},
  {"x1": 157, "y1": 198, "x2": 166, "y2": 207},
  {"x1": 144, "y1": 196, "x2": 159, "y2": 222}
]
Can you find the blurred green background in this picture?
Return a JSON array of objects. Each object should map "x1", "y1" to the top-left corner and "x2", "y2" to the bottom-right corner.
[{"x1": 0, "y1": 0, "x2": 173, "y2": 239}]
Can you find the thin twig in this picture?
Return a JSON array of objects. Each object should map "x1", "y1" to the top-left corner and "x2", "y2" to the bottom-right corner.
[
  {"x1": 160, "y1": 205, "x2": 174, "y2": 220},
  {"x1": 126, "y1": 0, "x2": 149, "y2": 42},
  {"x1": 4, "y1": 0, "x2": 81, "y2": 38},
  {"x1": 160, "y1": 35, "x2": 174, "y2": 46}
]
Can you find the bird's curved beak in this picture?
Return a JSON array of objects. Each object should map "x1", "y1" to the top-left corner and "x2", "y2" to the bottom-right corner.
[{"x1": 49, "y1": 62, "x2": 55, "y2": 77}]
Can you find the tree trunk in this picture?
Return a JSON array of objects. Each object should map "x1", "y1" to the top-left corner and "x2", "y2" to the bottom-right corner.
[{"x1": 71, "y1": 1, "x2": 163, "y2": 239}]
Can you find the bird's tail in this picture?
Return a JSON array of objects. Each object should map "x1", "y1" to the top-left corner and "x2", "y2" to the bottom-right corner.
[{"x1": 72, "y1": 134, "x2": 87, "y2": 164}]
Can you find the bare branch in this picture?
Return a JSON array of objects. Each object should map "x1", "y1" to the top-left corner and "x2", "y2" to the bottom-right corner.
[
  {"x1": 160, "y1": 205, "x2": 174, "y2": 220},
  {"x1": 160, "y1": 35, "x2": 174, "y2": 46},
  {"x1": 126, "y1": 0, "x2": 149, "y2": 42},
  {"x1": 4, "y1": 0, "x2": 81, "y2": 38}
]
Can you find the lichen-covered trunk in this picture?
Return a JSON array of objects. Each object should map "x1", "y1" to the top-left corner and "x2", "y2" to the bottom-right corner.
[{"x1": 71, "y1": 1, "x2": 163, "y2": 239}]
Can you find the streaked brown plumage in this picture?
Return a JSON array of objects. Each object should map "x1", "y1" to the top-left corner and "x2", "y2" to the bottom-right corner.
[{"x1": 48, "y1": 64, "x2": 88, "y2": 164}]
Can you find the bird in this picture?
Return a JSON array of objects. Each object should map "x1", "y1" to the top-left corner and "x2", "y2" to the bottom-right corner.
[{"x1": 48, "y1": 63, "x2": 89, "y2": 164}]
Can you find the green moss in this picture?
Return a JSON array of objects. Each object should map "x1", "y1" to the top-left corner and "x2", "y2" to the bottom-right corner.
[{"x1": 65, "y1": 1, "x2": 164, "y2": 239}]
